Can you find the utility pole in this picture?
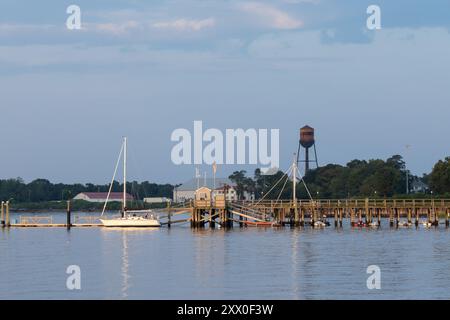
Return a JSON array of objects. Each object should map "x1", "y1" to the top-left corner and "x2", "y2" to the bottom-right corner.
[{"x1": 405, "y1": 145, "x2": 411, "y2": 194}]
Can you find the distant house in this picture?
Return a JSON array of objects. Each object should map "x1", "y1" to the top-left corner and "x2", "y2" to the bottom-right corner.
[
  {"x1": 73, "y1": 192, "x2": 134, "y2": 203},
  {"x1": 173, "y1": 178, "x2": 254, "y2": 203},
  {"x1": 411, "y1": 179, "x2": 428, "y2": 194},
  {"x1": 143, "y1": 197, "x2": 172, "y2": 204}
]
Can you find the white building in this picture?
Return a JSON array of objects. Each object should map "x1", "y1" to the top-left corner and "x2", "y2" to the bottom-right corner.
[
  {"x1": 173, "y1": 178, "x2": 236, "y2": 203},
  {"x1": 73, "y1": 192, "x2": 134, "y2": 203},
  {"x1": 411, "y1": 179, "x2": 428, "y2": 193},
  {"x1": 143, "y1": 197, "x2": 172, "y2": 204},
  {"x1": 173, "y1": 178, "x2": 254, "y2": 203}
]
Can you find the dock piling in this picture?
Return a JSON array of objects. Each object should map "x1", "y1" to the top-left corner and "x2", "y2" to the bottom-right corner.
[
  {"x1": 66, "y1": 200, "x2": 71, "y2": 230},
  {"x1": 446, "y1": 208, "x2": 449, "y2": 227},
  {"x1": 5, "y1": 201, "x2": 10, "y2": 227},
  {"x1": 167, "y1": 202, "x2": 171, "y2": 228},
  {"x1": 1, "y1": 201, "x2": 4, "y2": 227}
]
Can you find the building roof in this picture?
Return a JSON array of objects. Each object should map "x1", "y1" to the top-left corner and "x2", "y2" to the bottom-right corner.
[
  {"x1": 411, "y1": 180, "x2": 428, "y2": 188},
  {"x1": 175, "y1": 178, "x2": 235, "y2": 191},
  {"x1": 78, "y1": 192, "x2": 134, "y2": 200}
]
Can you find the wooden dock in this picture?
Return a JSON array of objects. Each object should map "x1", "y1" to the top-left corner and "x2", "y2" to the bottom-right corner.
[
  {"x1": 171, "y1": 198, "x2": 450, "y2": 228},
  {"x1": 1, "y1": 198, "x2": 449, "y2": 229}
]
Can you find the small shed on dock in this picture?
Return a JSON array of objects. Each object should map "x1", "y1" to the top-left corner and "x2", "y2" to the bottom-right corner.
[{"x1": 195, "y1": 187, "x2": 212, "y2": 207}]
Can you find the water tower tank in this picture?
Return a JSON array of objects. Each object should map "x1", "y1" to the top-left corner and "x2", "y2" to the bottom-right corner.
[{"x1": 300, "y1": 125, "x2": 315, "y2": 148}]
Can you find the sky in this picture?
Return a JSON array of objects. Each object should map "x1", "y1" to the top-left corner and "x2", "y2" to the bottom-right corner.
[{"x1": 0, "y1": 0, "x2": 449, "y2": 184}]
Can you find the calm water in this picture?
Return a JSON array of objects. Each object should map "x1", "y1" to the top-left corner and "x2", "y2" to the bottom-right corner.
[{"x1": 1, "y1": 212, "x2": 450, "y2": 300}]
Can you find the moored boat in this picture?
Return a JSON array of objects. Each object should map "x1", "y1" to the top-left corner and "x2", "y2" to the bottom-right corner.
[{"x1": 100, "y1": 137, "x2": 161, "y2": 228}]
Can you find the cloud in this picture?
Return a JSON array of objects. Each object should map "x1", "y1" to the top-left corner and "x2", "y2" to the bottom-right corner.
[
  {"x1": 94, "y1": 21, "x2": 140, "y2": 35},
  {"x1": 239, "y1": 2, "x2": 303, "y2": 30},
  {"x1": 152, "y1": 18, "x2": 216, "y2": 31}
]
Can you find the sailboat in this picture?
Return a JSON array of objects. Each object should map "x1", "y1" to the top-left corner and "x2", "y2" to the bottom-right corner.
[{"x1": 100, "y1": 137, "x2": 161, "y2": 228}]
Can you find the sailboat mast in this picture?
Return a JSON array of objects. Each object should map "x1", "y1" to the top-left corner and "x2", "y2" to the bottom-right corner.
[
  {"x1": 123, "y1": 137, "x2": 127, "y2": 215},
  {"x1": 293, "y1": 155, "x2": 297, "y2": 205}
]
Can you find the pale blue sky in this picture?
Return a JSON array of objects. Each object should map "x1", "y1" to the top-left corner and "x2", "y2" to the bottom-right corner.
[{"x1": 0, "y1": 0, "x2": 449, "y2": 184}]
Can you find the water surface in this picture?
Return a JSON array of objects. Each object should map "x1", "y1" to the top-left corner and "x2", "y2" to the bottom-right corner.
[{"x1": 1, "y1": 212, "x2": 449, "y2": 299}]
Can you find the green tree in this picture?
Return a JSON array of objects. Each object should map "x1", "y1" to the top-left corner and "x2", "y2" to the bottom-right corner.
[
  {"x1": 429, "y1": 157, "x2": 450, "y2": 194},
  {"x1": 229, "y1": 170, "x2": 247, "y2": 199}
]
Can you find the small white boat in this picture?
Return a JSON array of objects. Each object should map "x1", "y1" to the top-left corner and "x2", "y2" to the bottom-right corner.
[
  {"x1": 422, "y1": 221, "x2": 433, "y2": 228},
  {"x1": 314, "y1": 221, "x2": 326, "y2": 228},
  {"x1": 100, "y1": 137, "x2": 161, "y2": 228},
  {"x1": 100, "y1": 215, "x2": 160, "y2": 227},
  {"x1": 398, "y1": 221, "x2": 412, "y2": 228},
  {"x1": 369, "y1": 222, "x2": 379, "y2": 228}
]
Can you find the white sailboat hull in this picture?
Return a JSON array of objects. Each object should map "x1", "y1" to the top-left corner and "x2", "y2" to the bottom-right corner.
[{"x1": 100, "y1": 217, "x2": 161, "y2": 228}]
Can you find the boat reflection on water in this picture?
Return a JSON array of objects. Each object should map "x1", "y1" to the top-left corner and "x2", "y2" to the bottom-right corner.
[{"x1": 100, "y1": 228, "x2": 159, "y2": 299}]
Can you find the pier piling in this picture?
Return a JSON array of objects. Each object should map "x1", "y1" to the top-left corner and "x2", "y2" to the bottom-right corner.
[
  {"x1": 5, "y1": 201, "x2": 10, "y2": 227},
  {"x1": 1, "y1": 201, "x2": 4, "y2": 227},
  {"x1": 167, "y1": 202, "x2": 171, "y2": 228},
  {"x1": 66, "y1": 200, "x2": 71, "y2": 230},
  {"x1": 446, "y1": 208, "x2": 449, "y2": 227}
]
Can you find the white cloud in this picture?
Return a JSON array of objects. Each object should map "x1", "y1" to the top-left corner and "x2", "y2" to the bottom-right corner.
[
  {"x1": 152, "y1": 18, "x2": 215, "y2": 31},
  {"x1": 239, "y1": 2, "x2": 303, "y2": 30},
  {"x1": 94, "y1": 21, "x2": 140, "y2": 35}
]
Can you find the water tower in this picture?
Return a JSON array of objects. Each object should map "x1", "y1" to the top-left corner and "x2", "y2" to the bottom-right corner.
[{"x1": 297, "y1": 125, "x2": 319, "y2": 175}]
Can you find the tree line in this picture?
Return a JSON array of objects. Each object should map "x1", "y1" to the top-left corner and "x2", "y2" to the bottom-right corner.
[
  {"x1": 1, "y1": 155, "x2": 448, "y2": 204},
  {"x1": 229, "y1": 155, "x2": 450, "y2": 200},
  {"x1": 0, "y1": 178, "x2": 174, "y2": 203}
]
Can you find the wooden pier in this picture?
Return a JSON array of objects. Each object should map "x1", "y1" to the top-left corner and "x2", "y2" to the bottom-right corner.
[
  {"x1": 169, "y1": 198, "x2": 450, "y2": 229},
  {"x1": 2, "y1": 198, "x2": 449, "y2": 229}
]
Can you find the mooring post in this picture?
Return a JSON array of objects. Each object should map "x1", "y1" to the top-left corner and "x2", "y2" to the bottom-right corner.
[
  {"x1": 227, "y1": 209, "x2": 233, "y2": 228},
  {"x1": 334, "y1": 209, "x2": 338, "y2": 227},
  {"x1": 191, "y1": 209, "x2": 196, "y2": 228},
  {"x1": 300, "y1": 207, "x2": 305, "y2": 226},
  {"x1": 365, "y1": 198, "x2": 369, "y2": 224},
  {"x1": 167, "y1": 201, "x2": 171, "y2": 228},
  {"x1": 433, "y1": 200, "x2": 438, "y2": 226},
  {"x1": 395, "y1": 208, "x2": 400, "y2": 227},
  {"x1": 389, "y1": 208, "x2": 394, "y2": 227},
  {"x1": 66, "y1": 200, "x2": 71, "y2": 230},
  {"x1": 1, "y1": 201, "x2": 4, "y2": 227},
  {"x1": 446, "y1": 208, "x2": 449, "y2": 227},
  {"x1": 415, "y1": 208, "x2": 419, "y2": 227},
  {"x1": 5, "y1": 201, "x2": 10, "y2": 227},
  {"x1": 210, "y1": 209, "x2": 215, "y2": 229}
]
